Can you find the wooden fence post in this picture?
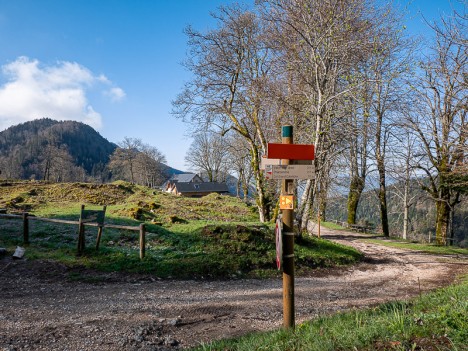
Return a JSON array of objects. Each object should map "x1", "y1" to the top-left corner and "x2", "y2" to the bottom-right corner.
[
  {"x1": 77, "y1": 204, "x2": 85, "y2": 255},
  {"x1": 23, "y1": 212, "x2": 29, "y2": 245},
  {"x1": 95, "y1": 205, "x2": 107, "y2": 251},
  {"x1": 95, "y1": 226, "x2": 103, "y2": 251},
  {"x1": 139, "y1": 223, "x2": 146, "y2": 260}
]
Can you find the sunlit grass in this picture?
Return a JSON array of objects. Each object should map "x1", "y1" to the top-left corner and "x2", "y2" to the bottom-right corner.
[
  {"x1": 362, "y1": 238, "x2": 468, "y2": 256},
  {"x1": 194, "y1": 276, "x2": 468, "y2": 351}
]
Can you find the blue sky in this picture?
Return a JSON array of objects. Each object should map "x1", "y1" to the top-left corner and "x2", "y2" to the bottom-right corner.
[{"x1": 0, "y1": 0, "x2": 464, "y2": 170}]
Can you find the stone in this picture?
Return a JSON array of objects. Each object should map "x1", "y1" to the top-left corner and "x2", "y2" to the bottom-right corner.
[
  {"x1": 169, "y1": 318, "x2": 181, "y2": 326},
  {"x1": 12, "y1": 246, "x2": 25, "y2": 259}
]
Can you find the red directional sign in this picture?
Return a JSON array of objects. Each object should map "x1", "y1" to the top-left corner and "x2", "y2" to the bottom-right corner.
[{"x1": 267, "y1": 143, "x2": 315, "y2": 160}]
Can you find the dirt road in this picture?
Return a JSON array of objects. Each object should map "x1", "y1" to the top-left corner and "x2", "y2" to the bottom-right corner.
[{"x1": 1, "y1": 229, "x2": 467, "y2": 350}]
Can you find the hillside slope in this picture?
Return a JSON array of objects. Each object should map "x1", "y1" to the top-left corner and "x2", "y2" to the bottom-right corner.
[
  {"x1": 0, "y1": 118, "x2": 183, "y2": 183},
  {"x1": 327, "y1": 182, "x2": 468, "y2": 247},
  {"x1": 0, "y1": 118, "x2": 117, "y2": 180},
  {"x1": 0, "y1": 180, "x2": 257, "y2": 224}
]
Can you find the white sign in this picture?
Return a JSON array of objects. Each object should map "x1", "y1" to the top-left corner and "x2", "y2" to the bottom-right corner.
[
  {"x1": 261, "y1": 157, "x2": 282, "y2": 169},
  {"x1": 265, "y1": 164, "x2": 315, "y2": 180},
  {"x1": 260, "y1": 157, "x2": 312, "y2": 170}
]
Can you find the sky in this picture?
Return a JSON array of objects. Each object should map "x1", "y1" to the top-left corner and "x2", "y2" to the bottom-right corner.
[{"x1": 0, "y1": 0, "x2": 464, "y2": 171}]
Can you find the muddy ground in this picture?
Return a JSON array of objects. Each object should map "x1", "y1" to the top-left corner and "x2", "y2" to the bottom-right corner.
[{"x1": 1, "y1": 228, "x2": 467, "y2": 350}]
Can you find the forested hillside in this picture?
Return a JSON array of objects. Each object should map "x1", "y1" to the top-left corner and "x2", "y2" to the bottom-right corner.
[
  {"x1": 0, "y1": 119, "x2": 181, "y2": 185},
  {"x1": 326, "y1": 182, "x2": 468, "y2": 247},
  {"x1": 0, "y1": 118, "x2": 117, "y2": 181}
]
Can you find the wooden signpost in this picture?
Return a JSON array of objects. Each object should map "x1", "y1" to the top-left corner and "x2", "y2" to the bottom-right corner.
[{"x1": 266, "y1": 125, "x2": 315, "y2": 330}]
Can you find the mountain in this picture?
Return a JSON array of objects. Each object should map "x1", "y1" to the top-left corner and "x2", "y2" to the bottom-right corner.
[
  {"x1": 0, "y1": 118, "x2": 184, "y2": 183},
  {"x1": 0, "y1": 118, "x2": 117, "y2": 181}
]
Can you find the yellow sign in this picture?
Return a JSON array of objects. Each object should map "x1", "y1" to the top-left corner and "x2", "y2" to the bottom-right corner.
[{"x1": 279, "y1": 195, "x2": 294, "y2": 210}]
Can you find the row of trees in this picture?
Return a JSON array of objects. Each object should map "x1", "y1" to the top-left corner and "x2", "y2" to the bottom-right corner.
[
  {"x1": 174, "y1": 0, "x2": 467, "y2": 245},
  {"x1": 0, "y1": 135, "x2": 168, "y2": 187},
  {"x1": 108, "y1": 137, "x2": 167, "y2": 188}
]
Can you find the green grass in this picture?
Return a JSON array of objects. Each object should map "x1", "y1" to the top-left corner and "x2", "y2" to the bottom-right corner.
[
  {"x1": 0, "y1": 218, "x2": 363, "y2": 279},
  {"x1": 193, "y1": 276, "x2": 468, "y2": 351},
  {"x1": 319, "y1": 221, "x2": 347, "y2": 230},
  {"x1": 362, "y1": 238, "x2": 468, "y2": 256},
  {"x1": 3, "y1": 180, "x2": 464, "y2": 280},
  {"x1": 0, "y1": 181, "x2": 363, "y2": 279}
]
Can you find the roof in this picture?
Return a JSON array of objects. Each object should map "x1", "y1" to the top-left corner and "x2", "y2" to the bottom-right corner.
[
  {"x1": 174, "y1": 182, "x2": 229, "y2": 194},
  {"x1": 169, "y1": 173, "x2": 201, "y2": 183}
]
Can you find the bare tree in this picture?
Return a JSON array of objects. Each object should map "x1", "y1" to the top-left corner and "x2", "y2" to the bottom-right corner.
[
  {"x1": 344, "y1": 83, "x2": 370, "y2": 225},
  {"x1": 109, "y1": 137, "x2": 142, "y2": 183},
  {"x1": 173, "y1": 5, "x2": 276, "y2": 222},
  {"x1": 39, "y1": 144, "x2": 82, "y2": 182},
  {"x1": 261, "y1": 0, "x2": 385, "y2": 231},
  {"x1": 362, "y1": 9, "x2": 416, "y2": 235},
  {"x1": 109, "y1": 137, "x2": 166, "y2": 187},
  {"x1": 185, "y1": 132, "x2": 229, "y2": 182},
  {"x1": 135, "y1": 144, "x2": 167, "y2": 188},
  {"x1": 406, "y1": 11, "x2": 467, "y2": 245},
  {"x1": 387, "y1": 130, "x2": 421, "y2": 239},
  {"x1": 226, "y1": 133, "x2": 254, "y2": 199}
]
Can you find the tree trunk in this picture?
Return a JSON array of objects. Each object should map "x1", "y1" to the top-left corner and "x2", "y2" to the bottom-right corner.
[
  {"x1": 378, "y1": 184, "x2": 389, "y2": 236},
  {"x1": 347, "y1": 176, "x2": 365, "y2": 225},
  {"x1": 447, "y1": 207, "x2": 454, "y2": 246},
  {"x1": 297, "y1": 179, "x2": 313, "y2": 232},
  {"x1": 403, "y1": 204, "x2": 409, "y2": 240},
  {"x1": 319, "y1": 197, "x2": 327, "y2": 222},
  {"x1": 403, "y1": 176, "x2": 410, "y2": 240},
  {"x1": 250, "y1": 145, "x2": 268, "y2": 223},
  {"x1": 377, "y1": 164, "x2": 389, "y2": 237},
  {"x1": 242, "y1": 179, "x2": 249, "y2": 201},
  {"x1": 318, "y1": 163, "x2": 331, "y2": 222},
  {"x1": 435, "y1": 198, "x2": 450, "y2": 246}
]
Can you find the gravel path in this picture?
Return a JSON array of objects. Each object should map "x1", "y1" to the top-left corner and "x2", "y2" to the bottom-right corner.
[{"x1": 1, "y1": 228, "x2": 467, "y2": 350}]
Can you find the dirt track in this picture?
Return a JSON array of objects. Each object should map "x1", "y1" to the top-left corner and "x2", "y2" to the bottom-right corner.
[{"x1": 1, "y1": 228, "x2": 467, "y2": 350}]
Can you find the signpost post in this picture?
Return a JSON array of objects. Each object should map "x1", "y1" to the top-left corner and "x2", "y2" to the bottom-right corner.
[
  {"x1": 275, "y1": 217, "x2": 282, "y2": 270},
  {"x1": 266, "y1": 125, "x2": 315, "y2": 330},
  {"x1": 280, "y1": 126, "x2": 295, "y2": 329}
]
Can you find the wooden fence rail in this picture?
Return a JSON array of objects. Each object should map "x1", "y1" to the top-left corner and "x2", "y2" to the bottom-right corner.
[{"x1": 0, "y1": 212, "x2": 146, "y2": 259}]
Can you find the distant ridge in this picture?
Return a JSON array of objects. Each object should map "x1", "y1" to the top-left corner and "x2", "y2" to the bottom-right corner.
[{"x1": 0, "y1": 118, "x2": 183, "y2": 182}]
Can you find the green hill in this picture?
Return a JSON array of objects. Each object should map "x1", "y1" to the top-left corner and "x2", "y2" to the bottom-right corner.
[
  {"x1": 0, "y1": 118, "x2": 117, "y2": 180},
  {"x1": 0, "y1": 180, "x2": 363, "y2": 279}
]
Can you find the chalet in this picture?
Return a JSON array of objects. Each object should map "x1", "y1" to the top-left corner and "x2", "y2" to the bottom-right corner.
[{"x1": 164, "y1": 173, "x2": 230, "y2": 197}]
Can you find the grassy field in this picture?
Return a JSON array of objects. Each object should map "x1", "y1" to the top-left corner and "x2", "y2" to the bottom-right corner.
[
  {"x1": 362, "y1": 238, "x2": 468, "y2": 256},
  {"x1": 193, "y1": 276, "x2": 468, "y2": 351},
  {"x1": 319, "y1": 219, "x2": 468, "y2": 256},
  {"x1": 0, "y1": 180, "x2": 363, "y2": 279}
]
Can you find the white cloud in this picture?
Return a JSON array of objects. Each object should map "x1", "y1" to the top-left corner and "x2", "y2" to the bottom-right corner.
[
  {"x1": 0, "y1": 56, "x2": 125, "y2": 131},
  {"x1": 105, "y1": 87, "x2": 126, "y2": 102}
]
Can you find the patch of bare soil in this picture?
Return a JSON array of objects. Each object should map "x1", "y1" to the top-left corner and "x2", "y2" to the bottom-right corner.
[{"x1": 1, "y1": 228, "x2": 467, "y2": 350}]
